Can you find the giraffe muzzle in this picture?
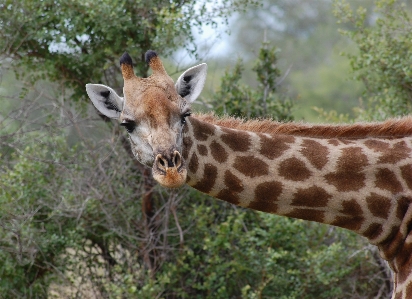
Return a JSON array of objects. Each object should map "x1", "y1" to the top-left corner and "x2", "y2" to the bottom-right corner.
[{"x1": 152, "y1": 150, "x2": 187, "y2": 188}]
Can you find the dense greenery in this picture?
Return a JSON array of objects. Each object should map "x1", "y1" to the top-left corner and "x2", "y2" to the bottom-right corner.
[
  {"x1": 1, "y1": 0, "x2": 410, "y2": 298},
  {"x1": 212, "y1": 43, "x2": 293, "y2": 120},
  {"x1": 334, "y1": 0, "x2": 412, "y2": 120}
]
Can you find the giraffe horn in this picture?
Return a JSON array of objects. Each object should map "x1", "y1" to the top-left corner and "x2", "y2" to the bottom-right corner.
[
  {"x1": 145, "y1": 50, "x2": 167, "y2": 76},
  {"x1": 120, "y1": 52, "x2": 136, "y2": 80}
]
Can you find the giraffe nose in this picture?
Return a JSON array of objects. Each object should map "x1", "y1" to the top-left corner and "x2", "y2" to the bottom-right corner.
[{"x1": 155, "y1": 150, "x2": 182, "y2": 173}]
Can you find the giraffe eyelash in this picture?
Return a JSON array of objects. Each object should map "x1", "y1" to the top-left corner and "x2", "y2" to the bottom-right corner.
[{"x1": 180, "y1": 111, "x2": 191, "y2": 125}]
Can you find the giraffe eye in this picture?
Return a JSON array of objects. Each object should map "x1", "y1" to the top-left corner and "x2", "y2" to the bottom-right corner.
[
  {"x1": 120, "y1": 121, "x2": 136, "y2": 133},
  {"x1": 181, "y1": 112, "x2": 191, "y2": 125}
]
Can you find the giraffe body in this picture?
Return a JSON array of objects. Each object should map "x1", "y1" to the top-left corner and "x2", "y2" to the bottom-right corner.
[{"x1": 86, "y1": 51, "x2": 412, "y2": 298}]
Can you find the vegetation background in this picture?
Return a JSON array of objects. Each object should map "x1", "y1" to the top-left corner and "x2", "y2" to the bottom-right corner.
[{"x1": 0, "y1": 0, "x2": 411, "y2": 298}]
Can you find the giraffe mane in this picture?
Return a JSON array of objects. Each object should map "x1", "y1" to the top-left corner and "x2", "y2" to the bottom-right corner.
[{"x1": 195, "y1": 113, "x2": 412, "y2": 139}]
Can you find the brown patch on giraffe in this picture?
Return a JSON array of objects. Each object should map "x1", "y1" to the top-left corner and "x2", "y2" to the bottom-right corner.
[
  {"x1": 291, "y1": 186, "x2": 331, "y2": 208},
  {"x1": 216, "y1": 189, "x2": 240, "y2": 205},
  {"x1": 300, "y1": 139, "x2": 329, "y2": 170},
  {"x1": 249, "y1": 181, "x2": 283, "y2": 212},
  {"x1": 363, "y1": 223, "x2": 383, "y2": 240},
  {"x1": 233, "y1": 156, "x2": 269, "y2": 178},
  {"x1": 335, "y1": 199, "x2": 365, "y2": 231},
  {"x1": 401, "y1": 165, "x2": 412, "y2": 191},
  {"x1": 221, "y1": 128, "x2": 251, "y2": 152},
  {"x1": 182, "y1": 137, "x2": 193, "y2": 160},
  {"x1": 406, "y1": 282, "x2": 412, "y2": 298},
  {"x1": 365, "y1": 140, "x2": 411, "y2": 164},
  {"x1": 395, "y1": 240, "x2": 412, "y2": 284},
  {"x1": 397, "y1": 197, "x2": 411, "y2": 220},
  {"x1": 382, "y1": 141, "x2": 411, "y2": 163},
  {"x1": 375, "y1": 168, "x2": 404, "y2": 193},
  {"x1": 332, "y1": 216, "x2": 364, "y2": 231},
  {"x1": 382, "y1": 141, "x2": 411, "y2": 164},
  {"x1": 393, "y1": 291, "x2": 402, "y2": 299},
  {"x1": 325, "y1": 147, "x2": 368, "y2": 192},
  {"x1": 364, "y1": 139, "x2": 388, "y2": 152},
  {"x1": 191, "y1": 118, "x2": 215, "y2": 141},
  {"x1": 197, "y1": 144, "x2": 208, "y2": 156},
  {"x1": 192, "y1": 163, "x2": 218, "y2": 194},
  {"x1": 328, "y1": 139, "x2": 340, "y2": 146},
  {"x1": 188, "y1": 152, "x2": 199, "y2": 174},
  {"x1": 259, "y1": 134, "x2": 294, "y2": 160},
  {"x1": 182, "y1": 123, "x2": 189, "y2": 134},
  {"x1": 366, "y1": 193, "x2": 392, "y2": 219},
  {"x1": 286, "y1": 209, "x2": 325, "y2": 223},
  {"x1": 224, "y1": 170, "x2": 244, "y2": 193},
  {"x1": 210, "y1": 141, "x2": 228, "y2": 163},
  {"x1": 380, "y1": 228, "x2": 403, "y2": 261},
  {"x1": 340, "y1": 199, "x2": 363, "y2": 216},
  {"x1": 278, "y1": 157, "x2": 312, "y2": 181}
]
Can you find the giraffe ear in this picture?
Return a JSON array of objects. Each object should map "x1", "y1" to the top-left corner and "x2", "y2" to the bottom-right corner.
[
  {"x1": 86, "y1": 84, "x2": 124, "y2": 119},
  {"x1": 175, "y1": 63, "x2": 207, "y2": 103}
]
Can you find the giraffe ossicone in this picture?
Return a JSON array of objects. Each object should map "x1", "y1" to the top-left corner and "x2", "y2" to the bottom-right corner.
[{"x1": 87, "y1": 51, "x2": 412, "y2": 299}]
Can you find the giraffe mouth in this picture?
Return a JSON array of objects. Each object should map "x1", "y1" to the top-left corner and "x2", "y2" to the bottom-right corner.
[{"x1": 152, "y1": 151, "x2": 187, "y2": 188}]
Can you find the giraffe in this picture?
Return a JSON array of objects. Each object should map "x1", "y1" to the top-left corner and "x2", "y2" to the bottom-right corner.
[{"x1": 86, "y1": 50, "x2": 412, "y2": 299}]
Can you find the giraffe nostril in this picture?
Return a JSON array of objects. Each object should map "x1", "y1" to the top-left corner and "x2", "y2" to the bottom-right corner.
[
  {"x1": 173, "y1": 151, "x2": 182, "y2": 168},
  {"x1": 155, "y1": 154, "x2": 167, "y2": 172},
  {"x1": 155, "y1": 152, "x2": 183, "y2": 172}
]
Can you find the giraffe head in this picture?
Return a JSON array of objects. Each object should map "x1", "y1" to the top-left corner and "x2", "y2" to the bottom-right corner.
[{"x1": 86, "y1": 51, "x2": 207, "y2": 188}]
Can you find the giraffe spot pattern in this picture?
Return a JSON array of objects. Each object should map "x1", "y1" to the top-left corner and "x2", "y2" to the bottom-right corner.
[
  {"x1": 340, "y1": 199, "x2": 363, "y2": 216},
  {"x1": 394, "y1": 291, "x2": 402, "y2": 299},
  {"x1": 278, "y1": 157, "x2": 312, "y2": 181},
  {"x1": 375, "y1": 168, "x2": 403, "y2": 193},
  {"x1": 291, "y1": 186, "x2": 331, "y2": 208},
  {"x1": 328, "y1": 139, "x2": 340, "y2": 146},
  {"x1": 396, "y1": 197, "x2": 411, "y2": 220},
  {"x1": 197, "y1": 144, "x2": 208, "y2": 156},
  {"x1": 366, "y1": 193, "x2": 392, "y2": 219},
  {"x1": 365, "y1": 139, "x2": 411, "y2": 164},
  {"x1": 364, "y1": 139, "x2": 388, "y2": 152},
  {"x1": 332, "y1": 216, "x2": 364, "y2": 231},
  {"x1": 192, "y1": 163, "x2": 218, "y2": 194},
  {"x1": 188, "y1": 152, "x2": 199, "y2": 174},
  {"x1": 224, "y1": 170, "x2": 244, "y2": 193},
  {"x1": 259, "y1": 135, "x2": 294, "y2": 160},
  {"x1": 325, "y1": 147, "x2": 368, "y2": 192},
  {"x1": 363, "y1": 223, "x2": 383, "y2": 240},
  {"x1": 380, "y1": 228, "x2": 403, "y2": 261},
  {"x1": 286, "y1": 209, "x2": 325, "y2": 223},
  {"x1": 216, "y1": 189, "x2": 240, "y2": 205},
  {"x1": 182, "y1": 137, "x2": 193, "y2": 160},
  {"x1": 300, "y1": 139, "x2": 329, "y2": 170},
  {"x1": 381, "y1": 141, "x2": 410, "y2": 164},
  {"x1": 341, "y1": 140, "x2": 355, "y2": 145},
  {"x1": 233, "y1": 156, "x2": 269, "y2": 178},
  {"x1": 249, "y1": 181, "x2": 283, "y2": 212},
  {"x1": 401, "y1": 165, "x2": 412, "y2": 191},
  {"x1": 395, "y1": 240, "x2": 412, "y2": 283},
  {"x1": 221, "y1": 128, "x2": 251, "y2": 151},
  {"x1": 210, "y1": 140, "x2": 228, "y2": 163},
  {"x1": 192, "y1": 119, "x2": 215, "y2": 141}
]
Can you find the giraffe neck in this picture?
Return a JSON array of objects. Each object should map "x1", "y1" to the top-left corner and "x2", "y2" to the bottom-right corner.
[{"x1": 183, "y1": 116, "x2": 412, "y2": 298}]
